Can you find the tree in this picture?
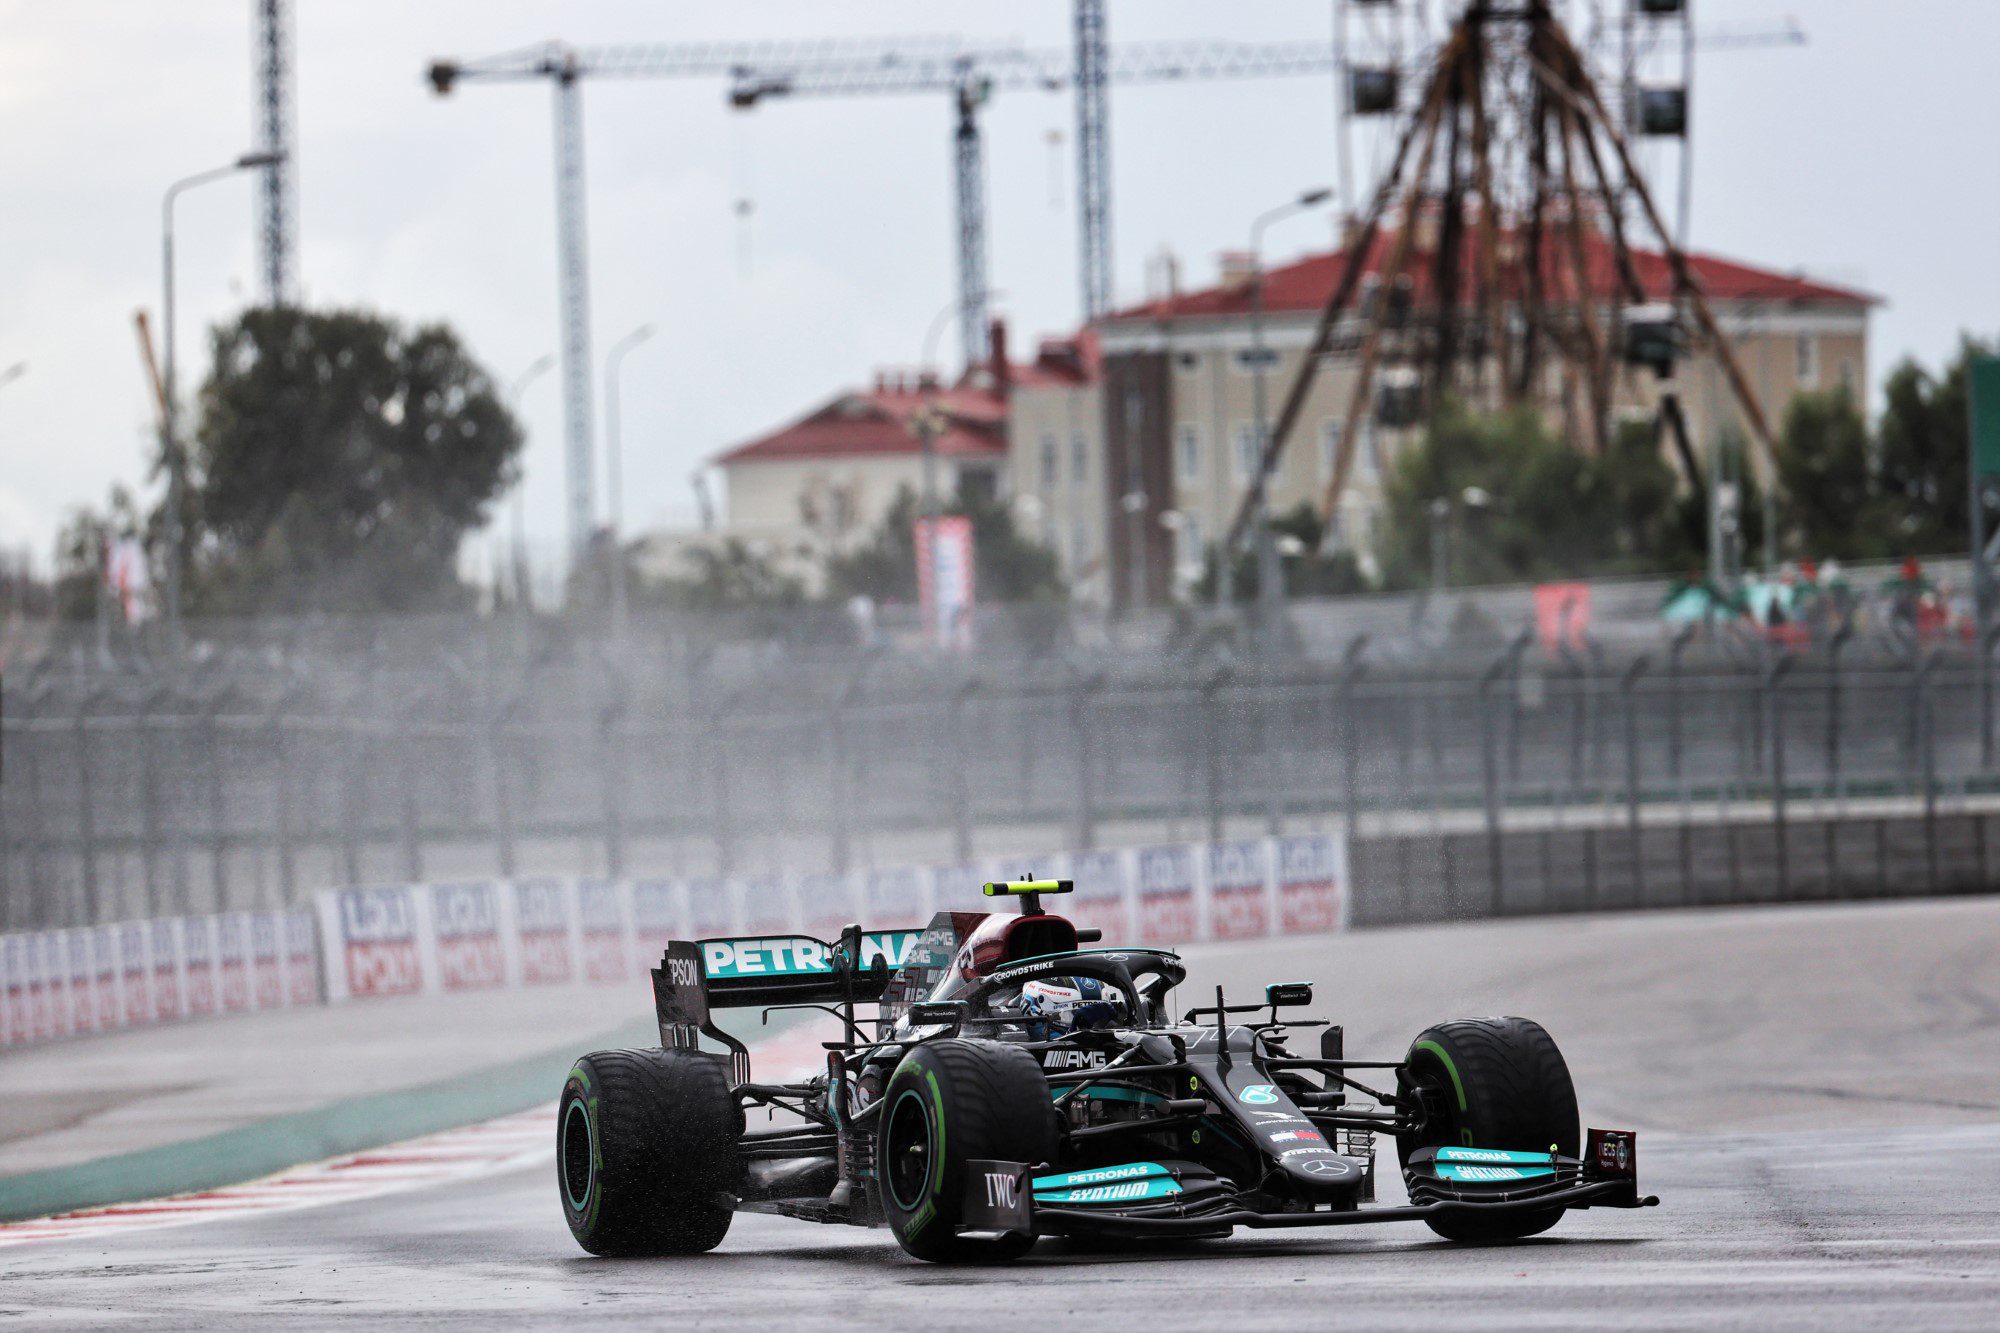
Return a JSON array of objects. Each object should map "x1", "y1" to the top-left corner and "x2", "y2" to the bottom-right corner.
[
  {"x1": 1376, "y1": 401, "x2": 1602, "y2": 588},
  {"x1": 52, "y1": 486, "x2": 149, "y2": 621},
  {"x1": 825, "y1": 483, "x2": 1064, "y2": 604},
  {"x1": 645, "y1": 538, "x2": 806, "y2": 610},
  {"x1": 1776, "y1": 389, "x2": 1885, "y2": 560},
  {"x1": 185, "y1": 307, "x2": 520, "y2": 613},
  {"x1": 1877, "y1": 336, "x2": 1995, "y2": 554},
  {"x1": 1192, "y1": 502, "x2": 1372, "y2": 601}
]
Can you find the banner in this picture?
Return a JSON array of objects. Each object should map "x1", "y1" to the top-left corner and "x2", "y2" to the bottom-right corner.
[
  {"x1": 862, "y1": 866, "x2": 928, "y2": 931},
  {"x1": 430, "y1": 882, "x2": 507, "y2": 992},
  {"x1": 630, "y1": 879, "x2": 685, "y2": 975},
  {"x1": 1206, "y1": 839, "x2": 1273, "y2": 942},
  {"x1": 118, "y1": 921, "x2": 152, "y2": 1028},
  {"x1": 794, "y1": 871, "x2": 857, "y2": 945},
  {"x1": 512, "y1": 878, "x2": 575, "y2": 987},
  {"x1": 150, "y1": 917, "x2": 185, "y2": 1023},
  {"x1": 576, "y1": 878, "x2": 631, "y2": 986},
  {"x1": 217, "y1": 913, "x2": 252, "y2": 1013},
  {"x1": 1131, "y1": 844, "x2": 1201, "y2": 946},
  {"x1": 324, "y1": 887, "x2": 424, "y2": 1001},
  {"x1": 0, "y1": 909, "x2": 317, "y2": 1047},
  {"x1": 1061, "y1": 849, "x2": 1132, "y2": 942},
  {"x1": 66, "y1": 930, "x2": 98, "y2": 1037},
  {"x1": 737, "y1": 873, "x2": 797, "y2": 939},
  {"x1": 1275, "y1": 833, "x2": 1348, "y2": 935},
  {"x1": 285, "y1": 910, "x2": 320, "y2": 1007}
]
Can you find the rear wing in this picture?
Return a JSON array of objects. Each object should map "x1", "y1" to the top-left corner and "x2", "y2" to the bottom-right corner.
[{"x1": 651, "y1": 926, "x2": 922, "y2": 1082}]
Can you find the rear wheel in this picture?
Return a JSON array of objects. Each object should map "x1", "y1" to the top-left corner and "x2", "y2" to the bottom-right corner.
[
  {"x1": 1396, "y1": 1016, "x2": 1579, "y2": 1243},
  {"x1": 879, "y1": 1038, "x2": 1059, "y2": 1263},
  {"x1": 559, "y1": 1048, "x2": 741, "y2": 1256}
]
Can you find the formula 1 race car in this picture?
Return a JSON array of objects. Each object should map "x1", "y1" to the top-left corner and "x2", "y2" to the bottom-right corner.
[{"x1": 557, "y1": 879, "x2": 1657, "y2": 1262}]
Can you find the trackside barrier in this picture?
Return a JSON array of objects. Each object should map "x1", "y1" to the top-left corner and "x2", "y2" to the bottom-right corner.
[
  {"x1": 1, "y1": 833, "x2": 1348, "y2": 1029},
  {"x1": 313, "y1": 832, "x2": 1349, "y2": 1003},
  {"x1": 0, "y1": 908, "x2": 321, "y2": 1050}
]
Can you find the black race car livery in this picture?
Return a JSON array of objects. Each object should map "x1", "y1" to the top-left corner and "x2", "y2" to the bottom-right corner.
[{"x1": 557, "y1": 879, "x2": 1656, "y2": 1262}]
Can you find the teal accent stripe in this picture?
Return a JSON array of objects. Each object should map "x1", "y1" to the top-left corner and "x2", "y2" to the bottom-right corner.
[{"x1": 0, "y1": 1013, "x2": 656, "y2": 1224}]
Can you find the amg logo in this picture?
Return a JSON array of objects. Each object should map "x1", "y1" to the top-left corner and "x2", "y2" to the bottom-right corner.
[
  {"x1": 983, "y1": 1172, "x2": 1020, "y2": 1209},
  {"x1": 1042, "y1": 1049, "x2": 1109, "y2": 1070}
]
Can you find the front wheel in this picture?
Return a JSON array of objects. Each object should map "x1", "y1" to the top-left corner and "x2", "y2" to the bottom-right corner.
[
  {"x1": 879, "y1": 1039, "x2": 1059, "y2": 1263},
  {"x1": 559, "y1": 1048, "x2": 741, "y2": 1256},
  {"x1": 1396, "y1": 1016, "x2": 1579, "y2": 1243}
]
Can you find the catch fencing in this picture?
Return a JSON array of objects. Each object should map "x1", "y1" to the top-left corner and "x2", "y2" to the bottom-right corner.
[{"x1": 3, "y1": 615, "x2": 1998, "y2": 934}]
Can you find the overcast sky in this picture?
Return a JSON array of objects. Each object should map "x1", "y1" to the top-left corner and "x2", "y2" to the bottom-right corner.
[{"x1": 2, "y1": 1, "x2": 1996, "y2": 569}]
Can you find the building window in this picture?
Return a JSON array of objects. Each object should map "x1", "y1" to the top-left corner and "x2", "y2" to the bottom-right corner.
[
  {"x1": 1319, "y1": 420, "x2": 1343, "y2": 483},
  {"x1": 1070, "y1": 434, "x2": 1089, "y2": 484},
  {"x1": 1233, "y1": 422, "x2": 1264, "y2": 481},
  {"x1": 1179, "y1": 514, "x2": 1203, "y2": 570},
  {"x1": 1071, "y1": 514, "x2": 1090, "y2": 566},
  {"x1": 1232, "y1": 346, "x2": 1281, "y2": 375},
  {"x1": 1838, "y1": 359, "x2": 1856, "y2": 400},
  {"x1": 1177, "y1": 425, "x2": 1202, "y2": 483},
  {"x1": 1039, "y1": 433, "x2": 1058, "y2": 488},
  {"x1": 1796, "y1": 334, "x2": 1819, "y2": 388}
]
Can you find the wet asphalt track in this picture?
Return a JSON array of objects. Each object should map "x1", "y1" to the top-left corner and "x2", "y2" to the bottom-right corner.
[{"x1": 6, "y1": 897, "x2": 1999, "y2": 1329}]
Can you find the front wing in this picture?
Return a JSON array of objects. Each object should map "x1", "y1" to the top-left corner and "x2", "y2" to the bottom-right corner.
[{"x1": 961, "y1": 1128, "x2": 1658, "y2": 1239}]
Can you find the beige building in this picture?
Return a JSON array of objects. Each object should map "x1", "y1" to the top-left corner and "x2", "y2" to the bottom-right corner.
[
  {"x1": 711, "y1": 366, "x2": 1009, "y2": 592},
  {"x1": 1089, "y1": 235, "x2": 1874, "y2": 604}
]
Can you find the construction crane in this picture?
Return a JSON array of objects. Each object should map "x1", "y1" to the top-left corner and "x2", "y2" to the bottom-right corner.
[
  {"x1": 729, "y1": 37, "x2": 1346, "y2": 365},
  {"x1": 253, "y1": 0, "x2": 295, "y2": 304},
  {"x1": 428, "y1": 35, "x2": 1341, "y2": 567}
]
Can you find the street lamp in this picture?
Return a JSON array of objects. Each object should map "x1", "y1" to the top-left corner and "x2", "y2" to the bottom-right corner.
[
  {"x1": 506, "y1": 354, "x2": 557, "y2": 608},
  {"x1": 1224, "y1": 186, "x2": 1333, "y2": 615},
  {"x1": 159, "y1": 149, "x2": 285, "y2": 639},
  {"x1": 603, "y1": 323, "x2": 656, "y2": 642}
]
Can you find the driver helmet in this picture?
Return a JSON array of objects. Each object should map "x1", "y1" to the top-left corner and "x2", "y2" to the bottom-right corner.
[{"x1": 1015, "y1": 976, "x2": 1127, "y2": 1040}]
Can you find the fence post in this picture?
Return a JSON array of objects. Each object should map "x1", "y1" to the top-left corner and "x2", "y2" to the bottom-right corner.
[
  {"x1": 488, "y1": 692, "x2": 522, "y2": 881},
  {"x1": 202, "y1": 686, "x2": 233, "y2": 912},
  {"x1": 267, "y1": 688, "x2": 301, "y2": 905},
  {"x1": 135, "y1": 687, "x2": 167, "y2": 917},
  {"x1": 1340, "y1": 640, "x2": 1369, "y2": 856},
  {"x1": 1263, "y1": 667, "x2": 1286, "y2": 837},
  {"x1": 1202, "y1": 666, "x2": 1232, "y2": 845},
  {"x1": 597, "y1": 666, "x2": 628, "y2": 880},
  {"x1": 1667, "y1": 625, "x2": 1694, "y2": 786},
  {"x1": 20, "y1": 687, "x2": 52, "y2": 927},
  {"x1": 1070, "y1": 670, "x2": 1105, "y2": 852},
  {"x1": 1984, "y1": 623, "x2": 2000, "y2": 770},
  {"x1": 1826, "y1": 621, "x2": 1852, "y2": 796},
  {"x1": 1920, "y1": 650, "x2": 1940, "y2": 893},
  {"x1": 1478, "y1": 652, "x2": 1506, "y2": 916},
  {"x1": 73, "y1": 687, "x2": 106, "y2": 924},
  {"x1": 950, "y1": 676, "x2": 982, "y2": 866},
  {"x1": 1622, "y1": 655, "x2": 1650, "y2": 906},
  {"x1": 1767, "y1": 653, "x2": 1795, "y2": 900}
]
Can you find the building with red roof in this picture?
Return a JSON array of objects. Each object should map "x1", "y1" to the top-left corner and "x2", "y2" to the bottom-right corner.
[{"x1": 1087, "y1": 227, "x2": 1874, "y2": 606}]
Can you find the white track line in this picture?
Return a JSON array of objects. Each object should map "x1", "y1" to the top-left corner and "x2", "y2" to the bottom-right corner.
[{"x1": 0, "y1": 1023, "x2": 833, "y2": 1249}]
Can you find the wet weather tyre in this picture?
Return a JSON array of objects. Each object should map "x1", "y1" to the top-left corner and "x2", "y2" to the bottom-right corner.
[
  {"x1": 1396, "y1": 1016, "x2": 1579, "y2": 1243},
  {"x1": 559, "y1": 1048, "x2": 741, "y2": 1256},
  {"x1": 879, "y1": 1039, "x2": 1059, "y2": 1264}
]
